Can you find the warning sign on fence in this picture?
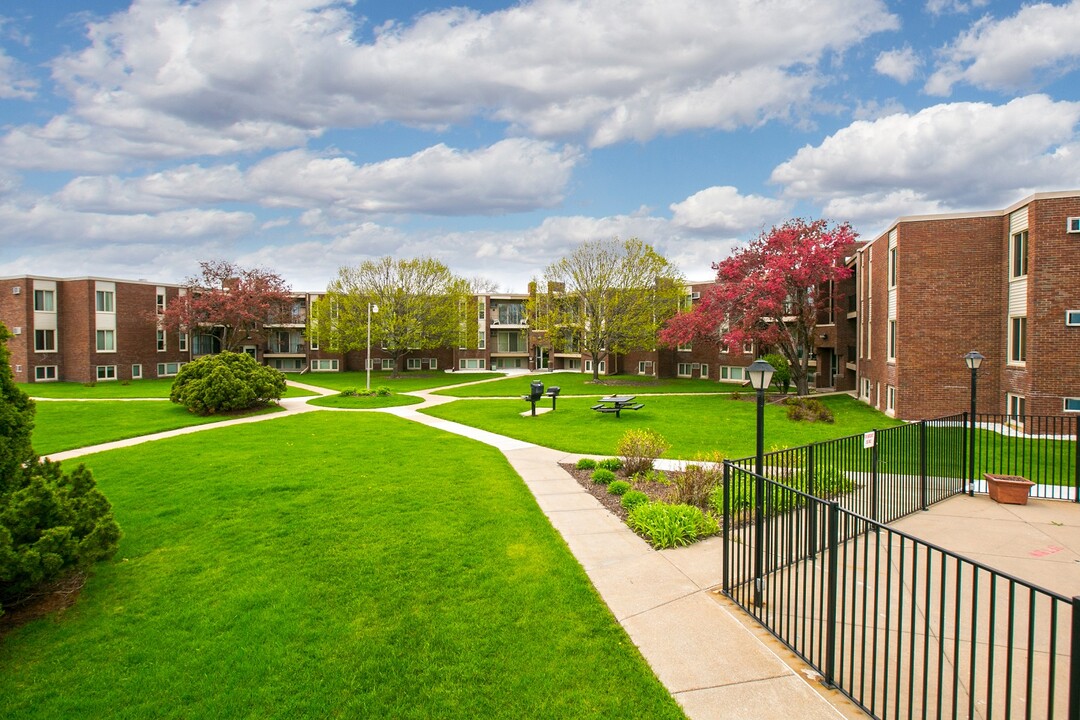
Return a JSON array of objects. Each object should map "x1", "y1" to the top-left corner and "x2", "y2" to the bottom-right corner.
[{"x1": 863, "y1": 430, "x2": 876, "y2": 449}]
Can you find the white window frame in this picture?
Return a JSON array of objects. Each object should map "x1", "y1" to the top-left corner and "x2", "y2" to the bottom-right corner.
[
  {"x1": 1008, "y1": 316, "x2": 1027, "y2": 365},
  {"x1": 132, "y1": 364, "x2": 142, "y2": 379},
  {"x1": 156, "y1": 293, "x2": 166, "y2": 314},
  {"x1": 887, "y1": 319, "x2": 897, "y2": 361},
  {"x1": 677, "y1": 363, "x2": 692, "y2": 378},
  {"x1": 1066, "y1": 310, "x2": 1080, "y2": 326},
  {"x1": 96, "y1": 290, "x2": 115, "y2": 313},
  {"x1": 34, "y1": 365, "x2": 57, "y2": 381},
  {"x1": 1010, "y1": 230, "x2": 1028, "y2": 279},
  {"x1": 1064, "y1": 398, "x2": 1080, "y2": 413},
  {"x1": 34, "y1": 289, "x2": 55, "y2": 312},
  {"x1": 676, "y1": 342, "x2": 692, "y2": 352},
  {"x1": 720, "y1": 366, "x2": 744, "y2": 381},
  {"x1": 312, "y1": 359, "x2": 339, "y2": 371},
  {"x1": 96, "y1": 365, "x2": 117, "y2": 381},
  {"x1": 157, "y1": 329, "x2": 166, "y2": 352},
  {"x1": 888, "y1": 246, "x2": 897, "y2": 288},
  {"x1": 407, "y1": 357, "x2": 422, "y2": 370},
  {"x1": 1007, "y1": 393, "x2": 1026, "y2": 425},
  {"x1": 34, "y1": 328, "x2": 56, "y2": 352},
  {"x1": 380, "y1": 358, "x2": 394, "y2": 371},
  {"x1": 742, "y1": 341, "x2": 753, "y2": 354},
  {"x1": 156, "y1": 362, "x2": 183, "y2": 377},
  {"x1": 179, "y1": 332, "x2": 188, "y2": 352},
  {"x1": 700, "y1": 363, "x2": 709, "y2": 379},
  {"x1": 96, "y1": 329, "x2": 116, "y2": 352},
  {"x1": 886, "y1": 385, "x2": 896, "y2": 413},
  {"x1": 637, "y1": 360, "x2": 652, "y2": 375},
  {"x1": 429, "y1": 358, "x2": 437, "y2": 370}
]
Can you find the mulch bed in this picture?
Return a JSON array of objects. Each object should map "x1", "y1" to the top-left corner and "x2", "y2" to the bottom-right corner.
[{"x1": 559, "y1": 462, "x2": 679, "y2": 523}]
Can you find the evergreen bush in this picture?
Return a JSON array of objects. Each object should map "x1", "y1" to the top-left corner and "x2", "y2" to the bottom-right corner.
[{"x1": 170, "y1": 351, "x2": 286, "y2": 415}]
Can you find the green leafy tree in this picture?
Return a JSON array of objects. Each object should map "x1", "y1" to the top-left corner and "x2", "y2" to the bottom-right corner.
[
  {"x1": 761, "y1": 353, "x2": 791, "y2": 393},
  {"x1": 531, "y1": 238, "x2": 685, "y2": 381},
  {"x1": 311, "y1": 257, "x2": 476, "y2": 377},
  {"x1": 170, "y1": 351, "x2": 286, "y2": 415},
  {"x1": 0, "y1": 324, "x2": 120, "y2": 616}
]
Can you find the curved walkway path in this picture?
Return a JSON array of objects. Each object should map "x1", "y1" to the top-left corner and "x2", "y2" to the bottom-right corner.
[{"x1": 44, "y1": 378, "x2": 861, "y2": 720}]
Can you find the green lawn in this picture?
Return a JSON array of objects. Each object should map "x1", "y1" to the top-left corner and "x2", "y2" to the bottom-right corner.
[
  {"x1": 294, "y1": 370, "x2": 503, "y2": 393},
  {"x1": 307, "y1": 393, "x2": 424, "y2": 409},
  {"x1": 20, "y1": 379, "x2": 316, "y2": 398},
  {"x1": 422, "y1": 394, "x2": 905, "y2": 459},
  {"x1": 2, "y1": 413, "x2": 684, "y2": 720},
  {"x1": 32, "y1": 400, "x2": 283, "y2": 455},
  {"x1": 434, "y1": 371, "x2": 745, "y2": 397}
]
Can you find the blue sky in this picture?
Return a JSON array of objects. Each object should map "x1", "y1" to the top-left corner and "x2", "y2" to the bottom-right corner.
[{"x1": 1, "y1": 0, "x2": 1079, "y2": 291}]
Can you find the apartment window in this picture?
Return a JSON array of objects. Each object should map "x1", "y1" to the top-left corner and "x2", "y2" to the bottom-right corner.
[
  {"x1": 34, "y1": 329, "x2": 56, "y2": 352},
  {"x1": 407, "y1": 358, "x2": 421, "y2": 370},
  {"x1": 1067, "y1": 310, "x2": 1080, "y2": 326},
  {"x1": 742, "y1": 342, "x2": 753, "y2": 354},
  {"x1": 156, "y1": 293, "x2": 166, "y2": 314},
  {"x1": 34, "y1": 365, "x2": 57, "y2": 381},
  {"x1": 676, "y1": 342, "x2": 692, "y2": 352},
  {"x1": 887, "y1": 320, "x2": 897, "y2": 361},
  {"x1": 34, "y1": 289, "x2": 55, "y2": 312},
  {"x1": 861, "y1": 378, "x2": 871, "y2": 399},
  {"x1": 477, "y1": 330, "x2": 486, "y2": 350},
  {"x1": 308, "y1": 335, "x2": 318, "y2": 351},
  {"x1": 429, "y1": 358, "x2": 437, "y2": 370},
  {"x1": 720, "y1": 366, "x2": 744, "y2": 381},
  {"x1": 96, "y1": 290, "x2": 115, "y2": 312},
  {"x1": 886, "y1": 386, "x2": 896, "y2": 412},
  {"x1": 179, "y1": 333, "x2": 188, "y2": 352},
  {"x1": 1064, "y1": 398, "x2": 1080, "y2": 413},
  {"x1": 96, "y1": 365, "x2": 116, "y2": 381},
  {"x1": 311, "y1": 359, "x2": 339, "y2": 371},
  {"x1": 132, "y1": 364, "x2": 142, "y2": 379},
  {"x1": 157, "y1": 362, "x2": 183, "y2": 377},
  {"x1": 700, "y1": 364, "x2": 709, "y2": 379},
  {"x1": 1010, "y1": 230, "x2": 1028, "y2": 279},
  {"x1": 96, "y1": 329, "x2": 115, "y2": 352},
  {"x1": 381, "y1": 358, "x2": 394, "y2": 370},
  {"x1": 496, "y1": 331, "x2": 525, "y2": 353},
  {"x1": 637, "y1": 361, "x2": 652, "y2": 375},
  {"x1": 1007, "y1": 394, "x2": 1026, "y2": 424},
  {"x1": 1008, "y1": 316, "x2": 1026, "y2": 364},
  {"x1": 157, "y1": 329, "x2": 166, "y2": 351},
  {"x1": 584, "y1": 360, "x2": 606, "y2": 374},
  {"x1": 677, "y1": 363, "x2": 692, "y2": 378},
  {"x1": 888, "y1": 246, "x2": 897, "y2": 288}
]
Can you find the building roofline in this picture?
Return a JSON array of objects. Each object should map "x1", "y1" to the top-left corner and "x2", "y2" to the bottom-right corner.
[
  {"x1": 858, "y1": 189, "x2": 1080, "y2": 252},
  {"x1": 0, "y1": 274, "x2": 184, "y2": 287}
]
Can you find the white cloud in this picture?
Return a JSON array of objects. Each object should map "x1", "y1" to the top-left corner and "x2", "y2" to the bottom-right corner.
[
  {"x1": 771, "y1": 95, "x2": 1080, "y2": 226},
  {"x1": 924, "y1": 0, "x2": 989, "y2": 16},
  {"x1": 0, "y1": 0, "x2": 897, "y2": 168},
  {"x1": 50, "y1": 138, "x2": 577, "y2": 216},
  {"x1": 669, "y1": 186, "x2": 789, "y2": 233},
  {"x1": 874, "y1": 46, "x2": 921, "y2": 84},
  {"x1": 0, "y1": 47, "x2": 35, "y2": 99},
  {"x1": 926, "y1": 1, "x2": 1080, "y2": 95}
]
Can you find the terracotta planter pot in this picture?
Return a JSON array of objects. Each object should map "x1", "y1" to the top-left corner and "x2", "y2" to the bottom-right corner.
[{"x1": 984, "y1": 474, "x2": 1035, "y2": 505}]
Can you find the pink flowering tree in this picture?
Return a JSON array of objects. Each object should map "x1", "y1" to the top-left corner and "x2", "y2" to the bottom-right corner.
[{"x1": 661, "y1": 218, "x2": 857, "y2": 395}]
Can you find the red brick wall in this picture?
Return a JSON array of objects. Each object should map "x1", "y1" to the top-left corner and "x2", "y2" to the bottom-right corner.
[{"x1": 0, "y1": 278, "x2": 31, "y2": 382}]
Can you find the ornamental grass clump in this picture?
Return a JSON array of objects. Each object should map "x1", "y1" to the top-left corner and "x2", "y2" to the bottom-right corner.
[
  {"x1": 591, "y1": 468, "x2": 616, "y2": 485},
  {"x1": 598, "y1": 458, "x2": 623, "y2": 472},
  {"x1": 627, "y1": 502, "x2": 719, "y2": 549},
  {"x1": 617, "y1": 429, "x2": 670, "y2": 476},
  {"x1": 607, "y1": 480, "x2": 632, "y2": 496},
  {"x1": 575, "y1": 458, "x2": 598, "y2": 470},
  {"x1": 620, "y1": 490, "x2": 649, "y2": 511}
]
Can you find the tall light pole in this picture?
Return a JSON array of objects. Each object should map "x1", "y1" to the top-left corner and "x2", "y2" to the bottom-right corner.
[
  {"x1": 964, "y1": 351, "x2": 984, "y2": 497},
  {"x1": 747, "y1": 358, "x2": 775, "y2": 607},
  {"x1": 366, "y1": 302, "x2": 379, "y2": 391}
]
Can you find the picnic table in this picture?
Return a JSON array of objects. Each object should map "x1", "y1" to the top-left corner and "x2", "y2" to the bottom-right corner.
[{"x1": 592, "y1": 395, "x2": 645, "y2": 418}]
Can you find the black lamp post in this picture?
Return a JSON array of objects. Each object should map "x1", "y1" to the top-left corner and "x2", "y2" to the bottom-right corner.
[
  {"x1": 747, "y1": 358, "x2": 775, "y2": 607},
  {"x1": 964, "y1": 351, "x2": 984, "y2": 496}
]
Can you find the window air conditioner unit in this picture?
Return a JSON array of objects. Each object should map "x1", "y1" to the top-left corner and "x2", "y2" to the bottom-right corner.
[
  {"x1": 1068, "y1": 217, "x2": 1080, "y2": 233},
  {"x1": 11, "y1": 327, "x2": 20, "y2": 335},
  {"x1": 12, "y1": 286, "x2": 20, "y2": 295}
]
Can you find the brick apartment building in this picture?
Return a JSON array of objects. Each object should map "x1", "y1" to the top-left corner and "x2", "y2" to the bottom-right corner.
[{"x1": 856, "y1": 190, "x2": 1080, "y2": 421}]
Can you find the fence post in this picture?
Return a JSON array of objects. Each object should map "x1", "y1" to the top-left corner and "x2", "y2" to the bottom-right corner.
[
  {"x1": 754, "y1": 467, "x2": 764, "y2": 608},
  {"x1": 824, "y1": 500, "x2": 840, "y2": 687},
  {"x1": 1074, "y1": 419, "x2": 1079, "y2": 504},
  {"x1": 919, "y1": 420, "x2": 928, "y2": 511},
  {"x1": 807, "y1": 445, "x2": 817, "y2": 557},
  {"x1": 870, "y1": 439, "x2": 880, "y2": 524},
  {"x1": 1070, "y1": 595, "x2": 1080, "y2": 719},
  {"x1": 961, "y1": 411, "x2": 969, "y2": 496},
  {"x1": 723, "y1": 461, "x2": 731, "y2": 594}
]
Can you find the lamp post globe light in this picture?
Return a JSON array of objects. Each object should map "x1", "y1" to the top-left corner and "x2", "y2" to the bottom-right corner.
[
  {"x1": 746, "y1": 358, "x2": 774, "y2": 607},
  {"x1": 366, "y1": 302, "x2": 379, "y2": 391},
  {"x1": 964, "y1": 351, "x2": 984, "y2": 496}
]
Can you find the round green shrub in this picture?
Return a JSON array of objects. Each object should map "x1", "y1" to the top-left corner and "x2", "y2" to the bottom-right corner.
[
  {"x1": 375, "y1": 386, "x2": 392, "y2": 397},
  {"x1": 169, "y1": 351, "x2": 286, "y2": 415},
  {"x1": 607, "y1": 480, "x2": 631, "y2": 496},
  {"x1": 620, "y1": 490, "x2": 650, "y2": 510},
  {"x1": 598, "y1": 458, "x2": 623, "y2": 471},
  {"x1": 627, "y1": 502, "x2": 719, "y2": 549},
  {"x1": 575, "y1": 458, "x2": 598, "y2": 470},
  {"x1": 591, "y1": 468, "x2": 616, "y2": 485}
]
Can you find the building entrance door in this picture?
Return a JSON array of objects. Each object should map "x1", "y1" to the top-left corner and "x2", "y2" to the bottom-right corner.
[{"x1": 535, "y1": 347, "x2": 549, "y2": 370}]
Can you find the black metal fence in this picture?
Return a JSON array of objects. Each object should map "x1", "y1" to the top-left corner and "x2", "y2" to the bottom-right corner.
[
  {"x1": 720, "y1": 462, "x2": 1077, "y2": 719},
  {"x1": 721, "y1": 413, "x2": 1080, "y2": 718}
]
